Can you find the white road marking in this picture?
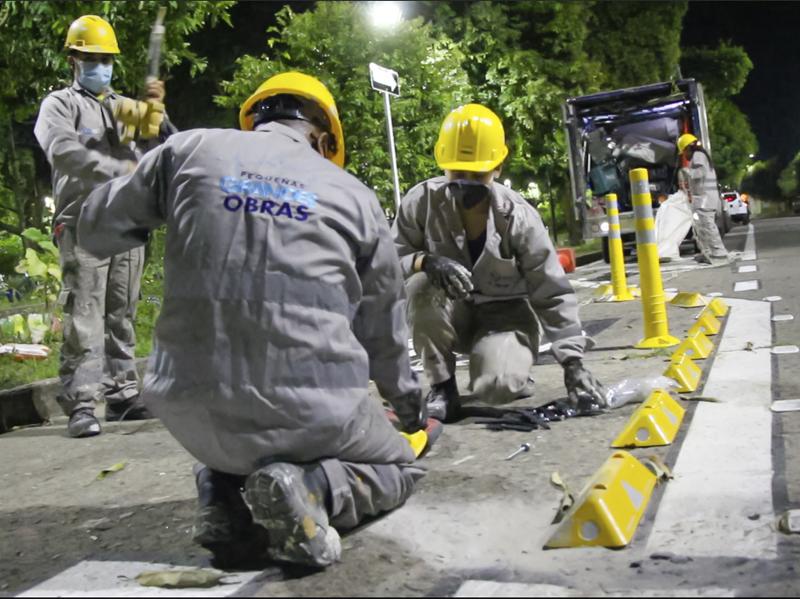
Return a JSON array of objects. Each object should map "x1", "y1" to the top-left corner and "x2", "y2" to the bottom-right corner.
[
  {"x1": 738, "y1": 265, "x2": 758, "y2": 273},
  {"x1": 453, "y1": 580, "x2": 735, "y2": 598},
  {"x1": 647, "y1": 297, "x2": 777, "y2": 559},
  {"x1": 706, "y1": 292, "x2": 723, "y2": 297},
  {"x1": 742, "y1": 222, "x2": 757, "y2": 261},
  {"x1": 451, "y1": 455, "x2": 475, "y2": 466},
  {"x1": 772, "y1": 345, "x2": 800, "y2": 354},
  {"x1": 772, "y1": 314, "x2": 794, "y2": 322},
  {"x1": 771, "y1": 399, "x2": 800, "y2": 413},
  {"x1": 763, "y1": 295, "x2": 783, "y2": 302},
  {"x1": 16, "y1": 560, "x2": 260, "y2": 598},
  {"x1": 733, "y1": 280, "x2": 759, "y2": 292}
]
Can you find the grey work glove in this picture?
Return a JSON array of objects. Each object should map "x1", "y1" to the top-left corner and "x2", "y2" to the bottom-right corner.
[
  {"x1": 563, "y1": 357, "x2": 609, "y2": 408},
  {"x1": 422, "y1": 254, "x2": 474, "y2": 300},
  {"x1": 390, "y1": 389, "x2": 428, "y2": 434}
]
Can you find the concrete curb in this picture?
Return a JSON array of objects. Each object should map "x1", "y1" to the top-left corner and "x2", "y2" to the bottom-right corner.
[{"x1": 0, "y1": 357, "x2": 149, "y2": 434}]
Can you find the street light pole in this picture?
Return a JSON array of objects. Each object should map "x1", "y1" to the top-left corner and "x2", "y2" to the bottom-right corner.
[{"x1": 383, "y1": 91, "x2": 401, "y2": 212}]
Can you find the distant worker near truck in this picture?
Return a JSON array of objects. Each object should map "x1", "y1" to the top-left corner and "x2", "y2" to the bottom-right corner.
[
  {"x1": 676, "y1": 133, "x2": 730, "y2": 265},
  {"x1": 392, "y1": 103, "x2": 608, "y2": 422}
]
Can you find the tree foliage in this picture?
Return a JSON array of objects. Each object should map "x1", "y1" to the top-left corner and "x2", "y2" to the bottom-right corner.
[
  {"x1": 0, "y1": 0, "x2": 234, "y2": 121},
  {"x1": 680, "y1": 41, "x2": 757, "y2": 187},
  {"x1": 706, "y1": 98, "x2": 758, "y2": 187},
  {"x1": 681, "y1": 42, "x2": 752, "y2": 97},
  {"x1": 776, "y1": 152, "x2": 800, "y2": 198},
  {"x1": 586, "y1": 1, "x2": 688, "y2": 89},
  {"x1": 217, "y1": 2, "x2": 470, "y2": 210}
]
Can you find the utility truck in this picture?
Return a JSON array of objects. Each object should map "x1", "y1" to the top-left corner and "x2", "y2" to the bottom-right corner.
[{"x1": 563, "y1": 79, "x2": 730, "y2": 262}]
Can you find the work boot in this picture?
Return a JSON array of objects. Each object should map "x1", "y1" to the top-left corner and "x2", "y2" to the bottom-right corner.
[
  {"x1": 426, "y1": 377, "x2": 461, "y2": 423},
  {"x1": 105, "y1": 399, "x2": 153, "y2": 422},
  {"x1": 693, "y1": 253, "x2": 711, "y2": 265},
  {"x1": 245, "y1": 462, "x2": 341, "y2": 568},
  {"x1": 193, "y1": 465, "x2": 269, "y2": 569},
  {"x1": 67, "y1": 407, "x2": 101, "y2": 438}
]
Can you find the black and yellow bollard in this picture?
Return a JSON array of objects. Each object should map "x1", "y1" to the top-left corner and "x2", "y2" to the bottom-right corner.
[
  {"x1": 630, "y1": 169, "x2": 679, "y2": 349},
  {"x1": 600, "y1": 193, "x2": 636, "y2": 301}
]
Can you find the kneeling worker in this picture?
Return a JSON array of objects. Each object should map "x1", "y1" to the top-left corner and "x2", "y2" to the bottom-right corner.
[
  {"x1": 75, "y1": 72, "x2": 431, "y2": 567},
  {"x1": 393, "y1": 104, "x2": 607, "y2": 421}
]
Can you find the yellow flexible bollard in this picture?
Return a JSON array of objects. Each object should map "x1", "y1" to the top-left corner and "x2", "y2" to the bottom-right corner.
[
  {"x1": 604, "y1": 193, "x2": 635, "y2": 301},
  {"x1": 630, "y1": 169, "x2": 679, "y2": 349}
]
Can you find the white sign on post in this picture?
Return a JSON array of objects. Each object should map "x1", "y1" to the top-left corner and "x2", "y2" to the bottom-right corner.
[
  {"x1": 369, "y1": 62, "x2": 402, "y2": 212},
  {"x1": 369, "y1": 62, "x2": 400, "y2": 97}
]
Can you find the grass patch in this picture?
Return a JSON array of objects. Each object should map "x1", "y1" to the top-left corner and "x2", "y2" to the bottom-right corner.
[
  {"x1": 0, "y1": 231, "x2": 165, "y2": 391},
  {"x1": 0, "y1": 352, "x2": 60, "y2": 389}
]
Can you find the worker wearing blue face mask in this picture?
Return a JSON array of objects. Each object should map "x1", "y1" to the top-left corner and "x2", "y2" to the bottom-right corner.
[
  {"x1": 34, "y1": 15, "x2": 172, "y2": 438},
  {"x1": 393, "y1": 104, "x2": 607, "y2": 421}
]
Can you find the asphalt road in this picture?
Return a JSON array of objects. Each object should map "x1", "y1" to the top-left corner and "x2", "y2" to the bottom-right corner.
[{"x1": 1, "y1": 215, "x2": 799, "y2": 598}]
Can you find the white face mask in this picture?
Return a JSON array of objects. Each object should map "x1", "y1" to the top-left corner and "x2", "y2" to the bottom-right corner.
[{"x1": 76, "y1": 60, "x2": 113, "y2": 94}]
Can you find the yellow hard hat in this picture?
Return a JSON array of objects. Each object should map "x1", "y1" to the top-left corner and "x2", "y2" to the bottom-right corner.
[
  {"x1": 64, "y1": 15, "x2": 120, "y2": 54},
  {"x1": 239, "y1": 72, "x2": 345, "y2": 168},
  {"x1": 677, "y1": 133, "x2": 698, "y2": 154},
  {"x1": 434, "y1": 103, "x2": 509, "y2": 173}
]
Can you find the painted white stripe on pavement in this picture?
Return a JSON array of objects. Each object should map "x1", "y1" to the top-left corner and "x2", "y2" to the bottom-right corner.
[
  {"x1": 772, "y1": 399, "x2": 800, "y2": 413},
  {"x1": 733, "y1": 279, "x2": 759, "y2": 292},
  {"x1": 772, "y1": 345, "x2": 800, "y2": 354},
  {"x1": 16, "y1": 560, "x2": 260, "y2": 598},
  {"x1": 772, "y1": 314, "x2": 794, "y2": 322},
  {"x1": 453, "y1": 580, "x2": 735, "y2": 598},
  {"x1": 742, "y1": 222, "x2": 757, "y2": 261},
  {"x1": 647, "y1": 297, "x2": 777, "y2": 559},
  {"x1": 738, "y1": 265, "x2": 758, "y2": 273}
]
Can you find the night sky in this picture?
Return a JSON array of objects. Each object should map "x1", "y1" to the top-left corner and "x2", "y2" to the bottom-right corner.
[{"x1": 682, "y1": 1, "x2": 800, "y2": 161}]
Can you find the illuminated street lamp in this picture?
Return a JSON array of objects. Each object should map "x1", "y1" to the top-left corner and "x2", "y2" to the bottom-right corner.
[{"x1": 369, "y1": 1, "x2": 402, "y2": 29}]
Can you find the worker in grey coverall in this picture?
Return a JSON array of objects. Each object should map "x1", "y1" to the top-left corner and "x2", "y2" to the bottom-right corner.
[
  {"x1": 393, "y1": 103, "x2": 608, "y2": 422},
  {"x1": 75, "y1": 72, "x2": 430, "y2": 569},
  {"x1": 34, "y1": 15, "x2": 170, "y2": 438},
  {"x1": 676, "y1": 133, "x2": 729, "y2": 264}
]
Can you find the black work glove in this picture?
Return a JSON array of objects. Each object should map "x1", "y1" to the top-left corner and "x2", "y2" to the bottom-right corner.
[
  {"x1": 390, "y1": 389, "x2": 428, "y2": 434},
  {"x1": 563, "y1": 358, "x2": 609, "y2": 408},
  {"x1": 422, "y1": 255, "x2": 474, "y2": 300}
]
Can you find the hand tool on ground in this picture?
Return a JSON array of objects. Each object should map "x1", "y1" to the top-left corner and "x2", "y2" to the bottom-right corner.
[{"x1": 505, "y1": 442, "x2": 531, "y2": 461}]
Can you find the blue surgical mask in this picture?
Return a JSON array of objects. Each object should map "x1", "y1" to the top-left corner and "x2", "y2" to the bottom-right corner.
[{"x1": 76, "y1": 60, "x2": 113, "y2": 94}]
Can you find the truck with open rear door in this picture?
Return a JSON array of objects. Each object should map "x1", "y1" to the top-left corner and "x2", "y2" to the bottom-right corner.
[{"x1": 563, "y1": 79, "x2": 730, "y2": 262}]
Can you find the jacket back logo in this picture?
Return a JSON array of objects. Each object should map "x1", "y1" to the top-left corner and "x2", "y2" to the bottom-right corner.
[{"x1": 218, "y1": 174, "x2": 317, "y2": 222}]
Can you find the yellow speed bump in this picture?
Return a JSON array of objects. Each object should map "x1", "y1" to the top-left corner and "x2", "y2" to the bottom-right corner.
[
  {"x1": 663, "y1": 354, "x2": 702, "y2": 393},
  {"x1": 670, "y1": 330, "x2": 714, "y2": 361},
  {"x1": 544, "y1": 451, "x2": 657, "y2": 549},
  {"x1": 611, "y1": 390, "x2": 685, "y2": 448},
  {"x1": 687, "y1": 310, "x2": 721, "y2": 337},
  {"x1": 707, "y1": 297, "x2": 730, "y2": 317},
  {"x1": 669, "y1": 292, "x2": 706, "y2": 308}
]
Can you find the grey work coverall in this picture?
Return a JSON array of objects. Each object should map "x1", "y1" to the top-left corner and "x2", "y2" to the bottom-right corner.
[
  {"x1": 393, "y1": 176, "x2": 588, "y2": 404},
  {"x1": 687, "y1": 150, "x2": 728, "y2": 259},
  {"x1": 76, "y1": 123, "x2": 423, "y2": 530},
  {"x1": 34, "y1": 83, "x2": 148, "y2": 414}
]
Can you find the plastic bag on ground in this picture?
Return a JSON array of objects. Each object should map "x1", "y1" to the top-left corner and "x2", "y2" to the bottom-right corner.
[
  {"x1": 656, "y1": 190, "x2": 693, "y2": 260},
  {"x1": 605, "y1": 376, "x2": 679, "y2": 409}
]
